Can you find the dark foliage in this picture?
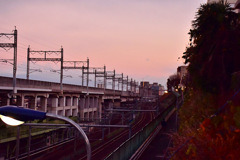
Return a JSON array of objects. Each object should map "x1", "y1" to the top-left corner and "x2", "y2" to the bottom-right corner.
[{"x1": 182, "y1": 2, "x2": 240, "y2": 93}]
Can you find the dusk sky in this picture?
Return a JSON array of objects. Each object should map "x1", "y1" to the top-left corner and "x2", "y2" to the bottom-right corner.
[{"x1": 0, "y1": 0, "x2": 206, "y2": 88}]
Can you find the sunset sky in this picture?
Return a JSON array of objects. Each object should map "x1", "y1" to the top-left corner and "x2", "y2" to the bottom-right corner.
[{"x1": 0, "y1": 0, "x2": 206, "y2": 88}]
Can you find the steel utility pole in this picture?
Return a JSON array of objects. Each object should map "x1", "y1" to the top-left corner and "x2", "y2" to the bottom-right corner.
[
  {"x1": 130, "y1": 78, "x2": 133, "y2": 92},
  {"x1": 0, "y1": 27, "x2": 17, "y2": 93},
  {"x1": 134, "y1": 80, "x2": 138, "y2": 93},
  {"x1": 127, "y1": 76, "x2": 129, "y2": 91},
  {"x1": 60, "y1": 48, "x2": 63, "y2": 93},
  {"x1": 81, "y1": 58, "x2": 90, "y2": 86},
  {"x1": 112, "y1": 70, "x2": 115, "y2": 90},
  {"x1": 121, "y1": 73, "x2": 124, "y2": 91}
]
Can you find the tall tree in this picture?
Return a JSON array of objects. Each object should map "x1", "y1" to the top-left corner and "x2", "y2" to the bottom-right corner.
[
  {"x1": 172, "y1": 3, "x2": 240, "y2": 159},
  {"x1": 183, "y1": 2, "x2": 240, "y2": 93}
]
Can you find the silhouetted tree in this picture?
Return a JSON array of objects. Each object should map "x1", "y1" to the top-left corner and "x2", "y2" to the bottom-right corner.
[
  {"x1": 172, "y1": 2, "x2": 240, "y2": 159},
  {"x1": 182, "y1": 2, "x2": 240, "y2": 93},
  {"x1": 167, "y1": 74, "x2": 180, "y2": 91}
]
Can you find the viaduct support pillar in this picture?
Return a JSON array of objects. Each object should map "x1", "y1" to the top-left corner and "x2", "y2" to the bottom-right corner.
[
  {"x1": 29, "y1": 96, "x2": 37, "y2": 110},
  {"x1": 59, "y1": 96, "x2": 65, "y2": 116},
  {"x1": 51, "y1": 98, "x2": 58, "y2": 108},
  {"x1": 1, "y1": 96, "x2": 10, "y2": 106},
  {"x1": 40, "y1": 96, "x2": 47, "y2": 112},
  {"x1": 51, "y1": 97, "x2": 58, "y2": 115},
  {"x1": 16, "y1": 95, "x2": 24, "y2": 107}
]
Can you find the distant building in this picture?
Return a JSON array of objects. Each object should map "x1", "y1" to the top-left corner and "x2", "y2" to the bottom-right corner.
[
  {"x1": 177, "y1": 66, "x2": 187, "y2": 80},
  {"x1": 151, "y1": 83, "x2": 160, "y2": 97},
  {"x1": 140, "y1": 81, "x2": 150, "y2": 88},
  {"x1": 177, "y1": 66, "x2": 188, "y2": 89},
  {"x1": 158, "y1": 84, "x2": 165, "y2": 96},
  {"x1": 236, "y1": 0, "x2": 240, "y2": 12},
  {"x1": 139, "y1": 81, "x2": 151, "y2": 97},
  {"x1": 139, "y1": 81, "x2": 165, "y2": 101}
]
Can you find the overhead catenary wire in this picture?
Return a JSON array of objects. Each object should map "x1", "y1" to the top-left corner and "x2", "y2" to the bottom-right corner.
[{"x1": 0, "y1": 27, "x2": 138, "y2": 88}]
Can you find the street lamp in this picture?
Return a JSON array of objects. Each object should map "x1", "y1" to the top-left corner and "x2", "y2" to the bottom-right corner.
[
  {"x1": 0, "y1": 106, "x2": 91, "y2": 160},
  {"x1": 0, "y1": 114, "x2": 24, "y2": 126}
]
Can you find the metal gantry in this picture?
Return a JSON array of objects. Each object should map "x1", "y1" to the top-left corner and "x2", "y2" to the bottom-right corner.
[
  {"x1": 122, "y1": 76, "x2": 129, "y2": 91},
  {"x1": 114, "y1": 73, "x2": 124, "y2": 91},
  {"x1": 0, "y1": 27, "x2": 17, "y2": 93},
  {"x1": 82, "y1": 65, "x2": 108, "y2": 89},
  {"x1": 106, "y1": 70, "x2": 115, "y2": 90},
  {"x1": 62, "y1": 59, "x2": 88, "y2": 86},
  {"x1": 26, "y1": 47, "x2": 63, "y2": 92},
  {"x1": 94, "y1": 66, "x2": 106, "y2": 88},
  {"x1": 94, "y1": 65, "x2": 107, "y2": 89}
]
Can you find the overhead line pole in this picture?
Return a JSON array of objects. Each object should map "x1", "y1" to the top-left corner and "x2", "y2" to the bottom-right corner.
[
  {"x1": 60, "y1": 48, "x2": 63, "y2": 94},
  {"x1": 13, "y1": 28, "x2": 17, "y2": 94},
  {"x1": 122, "y1": 73, "x2": 124, "y2": 91},
  {"x1": 0, "y1": 27, "x2": 18, "y2": 94}
]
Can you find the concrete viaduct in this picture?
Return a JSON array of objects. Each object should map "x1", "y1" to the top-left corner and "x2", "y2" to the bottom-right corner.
[{"x1": 0, "y1": 76, "x2": 139, "y2": 120}]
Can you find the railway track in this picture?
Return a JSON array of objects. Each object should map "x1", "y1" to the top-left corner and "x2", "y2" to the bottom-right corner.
[
  {"x1": 14, "y1": 102, "x2": 156, "y2": 160},
  {"x1": 79, "y1": 103, "x2": 155, "y2": 160}
]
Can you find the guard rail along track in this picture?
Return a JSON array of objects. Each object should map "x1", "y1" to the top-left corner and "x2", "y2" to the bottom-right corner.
[{"x1": 104, "y1": 94, "x2": 178, "y2": 160}]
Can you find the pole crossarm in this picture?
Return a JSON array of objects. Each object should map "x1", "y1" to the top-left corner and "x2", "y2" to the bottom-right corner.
[
  {"x1": 0, "y1": 33, "x2": 15, "y2": 36},
  {"x1": 82, "y1": 67, "x2": 104, "y2": 74},
  {"x1": 106, "y1": 71, "x2": 115, "y2": 77},
  {"x1": 29, "y1": 58, "x2": 61, "y2": 61},
  {"x1": 96, "y1": 74, "x2": 105, "y2": 76},
  {"x1": 29, "y1": 51, "x2": 62, "y2": 53},
  {"x1": 63, "y1": 60, "x2": 88, "y2": 69},
  {"x1": 63, "y1": 66, "x2": 84, "y2": 69},
  {"x1": 115, "y1": 74, "x2": 123, "y2": 79},
  {"x1": 0, "y1": 43, "x2": 15, "y2": 48}
]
